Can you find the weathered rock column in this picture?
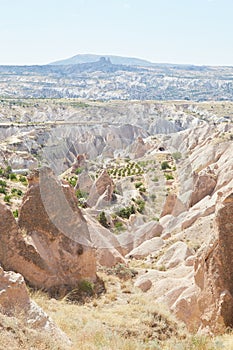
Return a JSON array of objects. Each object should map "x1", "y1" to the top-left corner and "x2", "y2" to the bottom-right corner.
[{"x1": 194, "y1": 191, "x2": 233, "y2": 333}]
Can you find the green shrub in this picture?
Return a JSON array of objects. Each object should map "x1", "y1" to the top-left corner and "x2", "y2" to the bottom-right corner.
[
  {"x1": 0, "y1": 180, "x2": 7, "y2": 187},
  {"x1": 19, "y1": 175, "x2": 27, "y2": 185},
  {"x1": 76, "y1": 189, "x2": 88, "y2": 199},
  {"x1": 11, "y1": 188, "x2": 17, "y2": 194},
  {"x1": 75, "y1": 167, "x2": 83, "y2": 175},
  {"x1": 106, "y1": 263, "x2": 138, "y2": 280},
  {"x1": 138, "y1": 161, "x2": 147, "y2": 167},
  {"x1": 133, "y1": 198, "x2": 146, "y2": 213},
  {"x1": 65, "y1": 279, "x2": 95, "y2": 303},
  {"x1": 114, "y1": 221, "x2": 124, "y2": 232},
  {"x1": 139, "y1": 186, "x2": 146, "y2": 193},
  {"x1": 165, "y1": 173, "x2": 174, "y2": 180},
  {"x1": 137, "y1": 200, "x2": 145, "y2": 213},
  {"x1": 4, "y1": 195, "x2": 11, "y2": 203},
  {"x1": 9, "y1": 173, "x2": 17, "y2": 181},
  {"x1": 152, "y1": 176, "x2": 159, "y2": 182},
  {"x1": 135, "y1": 181, "x2": 143, "y2": 189},
  {"x1": 117, "y1": 205, "x2": 135, "y2": 219},
  {"x1": 172, "y1": 151, "x2": 182, "y2": 161},
  {"x1": 98, "y1": 211, "x2": 109, "y2": 228},
  {"x1": 135, "y1": 198, "x2": 144, "y2": 205},
  {"x1": 78, "y1": 280, "x2": 94, "y2": 296},
  {"x1": 0, "y1": 187, "x2": 6, "y2": 194},
  {"x1": 13, "y1": 209, "x2": 18, "y2": 218},
  {"x1": 150, "y1": 194, "x2": 156, "y2": 201},
  {"x1": 17, "y1": 189, "x2": 23, "y2": 196},
  {"x1": 5, "y1": 165, "x2": 12, "y2": 174},
  {"x1": 11, "y1": 188, "x2": 23, "y2": 197},
  {"x1": 69, "y1": 176, "x2": 77, "y2": 187},
  {"x1": 161, "y1": 161, "x2": 171, "y2": 170}
]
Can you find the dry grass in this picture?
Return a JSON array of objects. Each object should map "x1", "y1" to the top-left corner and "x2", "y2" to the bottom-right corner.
[
  {"x1": 30, "y1": 271, "x2": 233, "y2": 350},
  {"x1": 1, "y1": 270, "x2": 233, "y2": 349},
  {"x1": 164, "y1": 332, "x2": 233, "y2": 350},
  {"x1": 30, "y1": 272, "x2": 186, "y2": 350},
  {"x1": 0, "y1": 311, "x2": 66, "y2": 350}
]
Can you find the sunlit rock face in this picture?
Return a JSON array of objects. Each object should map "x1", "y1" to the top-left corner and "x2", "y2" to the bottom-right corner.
[
  {"x1": 0, "y1": 167, "x2": 97, "y2": 295},
  {"x1": 195, "y1": 190, "x2": 233, "y2": 334}
]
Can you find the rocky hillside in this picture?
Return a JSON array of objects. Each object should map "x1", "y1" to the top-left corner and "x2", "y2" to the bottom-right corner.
[
  {"x1": 0, "y1": 58, "x2": 233, "y2": 100},
  {"x1": 0, "y1": 99, "x2": 233, "y2": 348}
]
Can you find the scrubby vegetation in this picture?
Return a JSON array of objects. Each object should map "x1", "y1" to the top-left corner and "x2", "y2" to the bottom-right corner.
[
  {"x1": 161, "y1": 161, "x2": 171, "y2": 170},
  {"x1": 107, "y1": 161, "x2": 144, "y2": 179},
  {"x1": 0, "y1": 99, "x2": 233, "y2": 349},
  {"x1": 164, "y1": 173, "x2": 174, "y2": 181},
  {"x1": 117, "y1": 205, "x2": 136, "y2": 219},
  {"x1": 98, "y1": 211, "x2": 109, "y2": 228},
  {"x1": 0, "y1": 166, "x2": 27, "y2": 209},
  {"x1": 29, "y1": 267, "x2": 233, "y2": 350}
]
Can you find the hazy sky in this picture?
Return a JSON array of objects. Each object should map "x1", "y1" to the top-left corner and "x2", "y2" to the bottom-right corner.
[{"x1": 0, "y1": 0, "x2": 232, "y2": 66}]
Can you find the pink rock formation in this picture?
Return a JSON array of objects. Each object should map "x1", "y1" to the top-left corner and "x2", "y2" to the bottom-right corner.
[
  {"x1": 126, "y1": 237, "x2": 164, "y2": 259},
  {"x1": 160, "y1": 193, "x2": 186, "y2": 217},
  {"x1": 157, "y1": 241, "x2": 193, "y2": 269},
  {"x1": 129, "y1": 137, "x2": 151, "y2": 159},
  {"x1": 171, "y1": 285, "x2": 200, "y2": 332},
  {"x1": 71, "y1": 153, "x2": 87, "y2": 173},
  {"x1": 76, "y1": 172, "x2": 94, "y2": 193},
  {"x1": 0, "y1": 167, "x2": 127, "y2": 294},
  {"x1": 85, "y1": 213, "x2": 125, "y2": 267},
  {"x1": 0, "y1": 167, "x2": 97, "y2": 295},
  {"x1": 136, "y1": 279, "x2": 152, "y2": 292},
  {"x1": 194, "y1": 190, "x2": 233, "y2": 333},
  {"x1": 117, "y1": 221, "x2": 163, "y2": 256},
  {"x1": 190, "y1": 173, "x2": 216, "y2": 207},
  {"x1": 0, "y1": 266, "x2": 70, "y2": 343},
  {"x1": 87, "y1": 170, "x2": 114, "y2": 208},
  {"x1": 0, "y1": 267, "x2": 29, "y2": 313}
]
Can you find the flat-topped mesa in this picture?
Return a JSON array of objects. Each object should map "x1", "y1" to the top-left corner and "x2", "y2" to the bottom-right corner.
[{"x1": 194, "y1": 189, "x2": 233, "y2": 333}]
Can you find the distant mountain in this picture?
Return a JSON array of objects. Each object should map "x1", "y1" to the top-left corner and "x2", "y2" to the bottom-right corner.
[
  {"x1": 50, "y1": 54, "x2": 153, "y2": 67},
  {"x1": 0, "y1": 57, "x2": 232, "y2": 101}
]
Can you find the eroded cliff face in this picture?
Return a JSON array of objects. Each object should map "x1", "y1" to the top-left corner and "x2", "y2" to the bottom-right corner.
[
  {"x1": 87, "y1": 170, "x2": 115, "y2": 208},
  {"x1": 194, "y1": 190, "x2": 233, "y2": 333},
  {"x1": 190, "y1": 173, "x2": 216, "y2": 207},
  {"x1": 0, "y1": 266, "x2": 71, "y2": 346},
  {"x1": 1, "y1": 100, "x2": 233, "y2": 341},
  {"x1": 0, "y1": 166, "x2": 127, "y2": 295},
  {"x1": 0, "y1": 167, "x2": 97, "y2": 295}
]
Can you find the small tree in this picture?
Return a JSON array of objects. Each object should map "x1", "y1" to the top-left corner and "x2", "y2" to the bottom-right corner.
[
  {"x1": 161, "y1": 161, "x2": 171, "y2": 170},
  {"x1": 117, "y1": 205, "x2": 135, "y2": 219},
  {"x1": 75, "y1": 167, "x2": 83, "y2": 175},
  {"x1": 98, "y1": 211, "x2": 109, "y2": 228},
  {"x1": 172, "y1": 151, "x2": 182, "y2": 162}
]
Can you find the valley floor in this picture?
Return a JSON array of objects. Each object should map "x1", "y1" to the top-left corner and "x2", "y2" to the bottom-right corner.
[
  {"x1": 1, "y1": 99, "x2": 233, "y2": 349},
  {"x1": 30, "y1": 267, "x2": 233, "y2": 350}
]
